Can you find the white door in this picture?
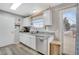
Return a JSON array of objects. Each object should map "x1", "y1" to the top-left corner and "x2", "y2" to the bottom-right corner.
[
  {"x1": 0, "y1": 15, "x2": 15, "y2": 47},
  {"x1": 61, "y1": 7, "x2": 76, "y2": 55}
]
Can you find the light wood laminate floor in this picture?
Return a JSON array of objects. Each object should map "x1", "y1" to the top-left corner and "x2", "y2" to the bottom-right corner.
[{"x1": 0, "y1": 43, "x2": 41, "y2": 55}]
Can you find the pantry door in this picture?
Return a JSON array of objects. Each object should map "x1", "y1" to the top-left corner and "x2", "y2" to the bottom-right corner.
[{"x1": 0, "y1": 14, "x2": 15, "y2": 47}]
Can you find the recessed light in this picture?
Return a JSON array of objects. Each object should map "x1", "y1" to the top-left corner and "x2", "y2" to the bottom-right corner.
[
  {"x1": 32, "y1": 9, "x2": 42, "y2": 14},
  {"x1": 10, "y1": 3, "x2": 22, "y2": 10}
]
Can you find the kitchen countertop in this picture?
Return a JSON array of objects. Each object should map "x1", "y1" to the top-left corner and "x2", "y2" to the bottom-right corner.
[{"x1": 19, "y1": 31, "x2": 55, "y2": 37}]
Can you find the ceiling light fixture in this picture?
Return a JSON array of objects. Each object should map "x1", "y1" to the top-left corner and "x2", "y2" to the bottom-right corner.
[
  {"x1": 10, "y1": 3, "x2": 22, "y2": 10},
  {"x1": 32, "y1": 9, "x2": 42, "y2": 14}
]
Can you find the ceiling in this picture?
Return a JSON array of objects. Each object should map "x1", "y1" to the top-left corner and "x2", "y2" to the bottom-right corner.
[{"x1": 0, "y1": 3, "x2": 61, "y2": 17}]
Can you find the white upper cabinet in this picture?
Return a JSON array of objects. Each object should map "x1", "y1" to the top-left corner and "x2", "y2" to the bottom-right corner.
[
  {"x1": 43, "y1": 8, "x2": 52, "y2": 25},
  {"x1": 22, "y1": 17, "x2": 31, "y2": 26}
]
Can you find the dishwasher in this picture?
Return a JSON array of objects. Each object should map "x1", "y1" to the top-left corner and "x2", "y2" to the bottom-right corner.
[{"x1": 36, "y1": 36, "x2": 48, "y2": 55}]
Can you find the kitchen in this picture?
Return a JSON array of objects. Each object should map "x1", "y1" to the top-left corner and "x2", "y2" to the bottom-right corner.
[{"x1": 0, "y1": 3, "x2": 78, "y2": 55}]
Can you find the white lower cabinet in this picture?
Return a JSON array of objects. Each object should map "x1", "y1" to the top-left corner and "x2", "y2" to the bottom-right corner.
[
  {"x1": 20, "y1": 33, "x2": 54, "y2": 55},
  {"x1": 20, "y1": 33, "x2": 36, "y2": 49}
]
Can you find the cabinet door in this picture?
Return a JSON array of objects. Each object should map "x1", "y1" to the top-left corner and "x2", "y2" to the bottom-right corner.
[
  {"x1": 20, "y1": 34, "x2": 36, "y2": 49},
  {"x1": 20, "y1": 34, "x2": 26, "y2": 44},
  {"x1": 21, "y1": 34, "x2": 30, "y2": 46},
  {"x1": 25, "y1": 37, "x2": 30, "y2": 46},
  {"x1": 25, "y1": 35, "x2": 36, "y2": 49},
  {"x1": 22, "y1": 17, "x2": 31, "y2": 26},
  {"x1": 29, "y1": 36, "x2": 36, "y2": 49},
  {"x1": 43, "y1": 9, "x2": 52, "y2": 25}
]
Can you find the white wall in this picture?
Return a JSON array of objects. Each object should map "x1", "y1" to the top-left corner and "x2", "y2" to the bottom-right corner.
[
  {"x1": 52, "y1": 8, "x2": 60, "y2": 37},
  {"x1": 52, "y1": 8, "x2": 62, "y2": 54},
  {"x1": 0, "y1": 11, "x2": 23, "y2": 47}
]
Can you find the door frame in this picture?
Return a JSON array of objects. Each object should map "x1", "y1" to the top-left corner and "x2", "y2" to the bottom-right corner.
[
  {"x1": 60, "y1": 7, "x2": 76, "y2": 54},
  {"x1": 59, "y1": 5, "x2": 77, "y2": 54},
  {"x1": 57, "y1": 4, "x2": 77, "y2": 54}
]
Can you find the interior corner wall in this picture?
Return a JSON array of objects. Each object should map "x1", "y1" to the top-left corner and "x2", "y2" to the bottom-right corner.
[
  {"x1": 52, "y1": 8, "x2": 60, "y2": 38},
  {"x1": 0, "y1": 11, "x2": 23, "y2": 45},
  {"x1": 52, "y1": 7, "x2": 63, "y2": 54}
]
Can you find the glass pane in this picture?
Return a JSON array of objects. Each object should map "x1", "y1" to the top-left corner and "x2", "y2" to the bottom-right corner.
[
  {"x1": 63, "y1": 7, "x2": 76, "y2": 55},
  {"x1": 32, "y1": 18, "x2": 45, "y2": 28}
]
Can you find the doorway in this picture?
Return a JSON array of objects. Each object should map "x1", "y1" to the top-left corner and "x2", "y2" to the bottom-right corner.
[{"x1": 61, "y1": 7, "x2": 76, "y2": 55}]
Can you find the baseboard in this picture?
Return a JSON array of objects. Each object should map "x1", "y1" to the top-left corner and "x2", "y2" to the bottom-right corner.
[
  {"x1": 62, "y1": 53, "x2": 70, "y2": 55},
  {"x1": 0, "y1": 42, "x2": 15, "y2": 48}
]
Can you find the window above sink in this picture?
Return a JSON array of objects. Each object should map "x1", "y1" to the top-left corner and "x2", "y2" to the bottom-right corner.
[{"x1": 31, "y1": 18, "x2": 45, "y2": 28}]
